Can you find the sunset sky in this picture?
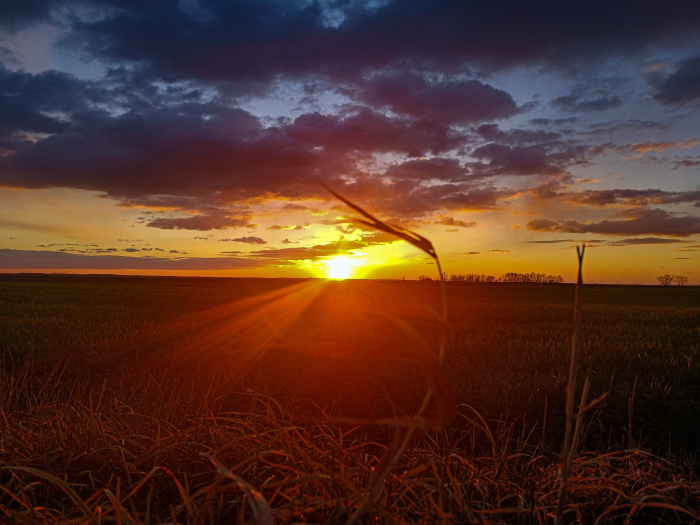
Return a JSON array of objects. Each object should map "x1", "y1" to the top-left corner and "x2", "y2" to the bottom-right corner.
[{"x1": 1, "y1": 1, "x2": 699, "y2": 283}]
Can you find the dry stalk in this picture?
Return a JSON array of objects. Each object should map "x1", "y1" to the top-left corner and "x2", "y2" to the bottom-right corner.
[
  {"x1": 2, "y1": 352, "x2": 699, "y2": 523},
  {"x1": 556, "y1": 244, "x2": 586, "y2": 525},
  {"x1": 629, "y1": 376, "x2": 637, "y2": 449},
  {"x1": 324, "y1": 187, "x2": 456, "y2": 525}
]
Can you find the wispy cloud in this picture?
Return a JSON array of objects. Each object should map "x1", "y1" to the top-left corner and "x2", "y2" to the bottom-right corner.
[
  {"x1": 434, "y1": 217, "x2": 477, "y2": 228},
  {"x1": 220, "y1": 236, "x2": 267, "y2": 245},
  {"x1": 526, "y1": 209, "x2": 700, "y2": 237}
]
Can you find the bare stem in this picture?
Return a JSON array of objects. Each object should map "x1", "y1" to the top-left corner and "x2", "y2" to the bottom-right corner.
[
  {"x1": 350, "y1": 254, "x2": 449, "y2": 521},
  {"x1": 556, "y1": 244, "x2": 585, "y2": 525}
]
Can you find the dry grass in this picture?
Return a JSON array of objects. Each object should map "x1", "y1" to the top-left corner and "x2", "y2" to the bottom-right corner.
[{"x1": 1, "y1": 358, "x2": 699, "y2": 524}]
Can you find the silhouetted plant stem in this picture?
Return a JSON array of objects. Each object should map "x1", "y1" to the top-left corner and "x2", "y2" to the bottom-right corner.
[
  {"x1": 556, "y1": 244, "x2": 585, "y2": 525},
  {"x1": 323, "y1": 187, "x2": 455, "y2": 525}
]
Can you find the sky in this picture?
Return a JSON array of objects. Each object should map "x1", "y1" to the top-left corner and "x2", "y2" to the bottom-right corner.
[{"x1": 0, "y1": 0, "x2": 699, "y2": 283}]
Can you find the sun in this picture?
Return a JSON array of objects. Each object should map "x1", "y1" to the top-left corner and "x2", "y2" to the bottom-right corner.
[{"x1": 326, "y1": 257, "x2": 353, "y2": 279}]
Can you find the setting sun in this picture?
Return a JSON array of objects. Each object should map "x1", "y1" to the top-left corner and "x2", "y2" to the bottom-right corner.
[{"x1": 326, "y1": 257, "x2": 353, "y2": 279}]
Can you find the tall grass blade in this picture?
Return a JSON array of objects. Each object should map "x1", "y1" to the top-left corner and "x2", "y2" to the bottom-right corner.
[
  {"x1": 7, "y1": 466, "x2": 95, "y2": 519},
  {"x1": 324, "y1": 186, "x2": 456, "y2": 524},
  {"x1": 201, "y1": 452, "x2": 274, "y2": 525},
  {"x1": 556, "y1": 244, "x2": 585, "y2": 525},
  {"x1": 323, "y1": 185, "x2": 438, "y2": 260},
  {"x1": 629, "y1": 376, "x2": 637, "y2": 449}
]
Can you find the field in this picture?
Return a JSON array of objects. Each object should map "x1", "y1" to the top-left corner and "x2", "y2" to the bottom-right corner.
[{"x1": 1, "y1": 274, "x2": 699, "y2": 523}]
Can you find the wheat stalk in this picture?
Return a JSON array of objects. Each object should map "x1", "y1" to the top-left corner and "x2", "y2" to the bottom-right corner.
[{"x1": 324, "y1": 186, "x2": 457, "y2": 524}]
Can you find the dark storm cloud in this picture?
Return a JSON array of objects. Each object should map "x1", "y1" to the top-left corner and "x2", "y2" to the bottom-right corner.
[
  {"x1": 0, "y1": 76, "x2": 532, "y2": 220},
  {"x1": 526, "y1": 208, "x2": 700, "y2": 237},
  {"x1": 0, "y1": 0, "x2": 67, "y2": 31},
  {"x1": 0, "y1": 103, "x2": 255, "y2": 195},
  {"x1": 0, "y1": 104, "x2": 465, "y2": 203},
  {"x1": 351, "y1": 73, "x2": 520, "y2": 125},
  {"x1": 651, "y1": 56, "x2": 700, "y2": 106},
  {"x1": 468, "y1": 141, "x2": 588, "y2": 178},
  {"x1": 3, "y1": 0, "x2": 700, "y2": 234},
  {"x1": 289, "y1": 109, "x2": 463, "y2": 156},
  {"x1": 333, "y1": 179, "x2": 516, "y2": 217},
  {"x1": 0, "y1": 64, "x2": 109, "y2": 143},
  {"x1": 463, "y1": 124, "x2": 589, "y2": 179},
  {"x1": 40, "y1": 0, "x2": 700, "y2": 87},
  {"x1": 2, "y1": 66, "x2": 535, "y2": 221}
]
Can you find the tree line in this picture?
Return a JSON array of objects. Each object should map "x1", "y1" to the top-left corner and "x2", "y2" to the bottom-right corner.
[
  {"x1": 417, "y1": 272, "x2": 693, "y2": 286},
  {"x1": 656, "y1": 274, "x2": 689, "y2": 286},
  {"x1": 419, "y1": 271, "x2": 565, "y2": 283}
]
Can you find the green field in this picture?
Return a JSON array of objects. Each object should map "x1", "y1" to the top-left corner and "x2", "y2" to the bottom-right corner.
[{"x1": 1, "y1": 275, "x2": 699, "y2": 523}]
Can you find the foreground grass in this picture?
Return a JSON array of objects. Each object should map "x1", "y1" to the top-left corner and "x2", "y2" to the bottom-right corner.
[
  {"x1": 3, "y1": 358, "x2": 699, "y2": 524},
  {"x1": 1, "y1": 276, "x2": 700, "y2": 522}
]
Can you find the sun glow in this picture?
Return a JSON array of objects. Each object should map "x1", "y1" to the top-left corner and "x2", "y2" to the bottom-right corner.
[{"x1": 326, "y1": 257, "x2": 353, "y2": 279}]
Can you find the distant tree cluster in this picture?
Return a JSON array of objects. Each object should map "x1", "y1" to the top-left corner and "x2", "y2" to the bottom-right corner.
[
  {"x1": 418, "y1": 272, "x2": 564, "y2": 284},
  {"x1": 497, "y1": 272, "x2": 565, "y2": 284},
  {"x1": 657, "y1": 274, "x2": 689, "y2": 286},
  {"x1": 445, "y1": 273, "x2": 497, "y2": 283}
]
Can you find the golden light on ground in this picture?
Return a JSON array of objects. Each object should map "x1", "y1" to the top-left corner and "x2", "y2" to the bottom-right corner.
[{"x1": 326, "y1": 256, "x2": 354, "y2": 279}]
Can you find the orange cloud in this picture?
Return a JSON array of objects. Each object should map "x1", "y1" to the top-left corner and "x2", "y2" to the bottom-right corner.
[{"x1": 630, "y1": 139, "x2": 699, "y2": 153}]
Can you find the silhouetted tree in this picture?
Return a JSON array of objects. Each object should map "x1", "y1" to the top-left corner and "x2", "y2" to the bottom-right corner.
[
  {"x1": 441, "y1": 271, "x2": 564, "y2": 284},
  {"x1": 673, "y1": 275, "x2": 689, "y2": 286},
  {"x1": 657, "y1": 274, "x2": 674, "y2": 286}
]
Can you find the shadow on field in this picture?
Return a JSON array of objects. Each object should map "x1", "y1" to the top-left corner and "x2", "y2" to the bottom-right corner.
[{"x1": 3, "y1": 277, "x2": 700, "y2": 452}]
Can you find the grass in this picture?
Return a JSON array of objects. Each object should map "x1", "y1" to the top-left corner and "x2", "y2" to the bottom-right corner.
[
  {"x1": 2, "y1": 372, "x2": 699, "y2": 524},
  {"x1": 1, "y1": 272, "x2": 700, "y2": 523}
]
